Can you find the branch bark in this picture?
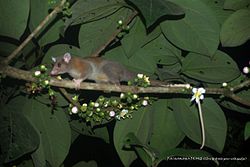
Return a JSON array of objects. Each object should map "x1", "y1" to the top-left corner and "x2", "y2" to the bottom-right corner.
[{"x1": 1, "y1": 65, "x2": 250, "y2": 107}]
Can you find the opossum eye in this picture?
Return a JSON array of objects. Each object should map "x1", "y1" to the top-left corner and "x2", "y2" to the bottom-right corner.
[{"x1": 57, "y1": 63, "x2": 61, "y2": 67}]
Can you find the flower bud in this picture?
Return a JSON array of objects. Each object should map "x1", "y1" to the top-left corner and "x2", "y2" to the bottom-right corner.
[
  {"x1": 109, "y1": 111, "x2": 115, "y2": 117},
  {"x1": 34, "y1": 71, "x2": 41, "y2": 77},
  {"x1": 243, "y1": 67, "x2": 249, "y2": 74},
  {"x1": 71, "y1": 106, "x2": 78, "y2": 114}
]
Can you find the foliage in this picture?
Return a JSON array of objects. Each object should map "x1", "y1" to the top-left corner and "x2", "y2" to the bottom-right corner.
[{"x1": 0, "y1": 0, "x2": 250, "y2": 167}]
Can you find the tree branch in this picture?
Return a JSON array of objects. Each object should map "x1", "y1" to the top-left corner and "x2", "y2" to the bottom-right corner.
[
  {"x1": 1, "y1": 64, "x2": 249, "y2": 100},
  {"x1": 3, "y1": 0, "x2": 67, "y2": 65}
]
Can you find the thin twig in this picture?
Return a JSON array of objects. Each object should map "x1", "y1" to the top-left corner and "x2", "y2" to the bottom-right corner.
[
  {"x1": 91, "y1": 11, "x2": 138, "y2": 57},
  {"x1": 230, "y1": 80, "x2": 250, "y2": 92},
  {"x1": 58, "y1": 87, "x2": 81, "y2": 108},
  {"x1": 228, "y1": 93, "x2": 250, "y2": 107},
  {"x1": 3, "y1": 0, "x2": 66, "y2": 65}
]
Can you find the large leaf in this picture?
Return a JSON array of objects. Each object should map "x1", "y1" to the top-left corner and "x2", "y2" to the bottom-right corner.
[
  {"x1": 114, "y1": 107, "x2": 152, "y2": 166},
  {"x1": 220, "y1": 9, "x2": 250, "y2": 47},
  {"x1": 219, "y1": 89, "x2": 250, "y2": 114},
  {"x1": 171, "y1": 98, "x2": 227, "y2": 153},
  {"x1": 127, "y1": 0, "x2": 184, "y2": 28},
  {"x1": 79, "y1": 8, "x2": 133, "y2": 56},
  {"x1": 149, "y1": 100, "x2": 185, "y2": 155},
  {"x1": 123, "y1": 133, "x2": 155, "y2": 166},
  {"x1": 114, "y1": 100, "x2": 185, "y2": 166},
  {"x1": 201, "y1": 0, "x2": 233, "y2": 25},
  {"x1": 70, "y1": 119, "x2": 110, "y2": 143},
  {"x1": 127, "y1": 34, "x2": 181, "y2": 74},
  {"x1": 0, "y1": 106, "x2": 39, "y2": 163},
  {"x1": 223, "y1": 0, "x2": 250, "y2": 10},
  {"x1": 29, "y1": 0, "x2": 64, "y2": 46},
  {"x1": 20, "y1": 96, "x2": 71, "y2": 167},
  {"x1": 0, "y1": 42, "x2": 17, "y2": 57},
  {"x1": 121, "y1": 17, "x2": 157, "y2": 58},
  {"x1": 161, "y1": 0, "x2": 220, "y2": 57},
  {"x1": 181, "y1": 50, "x2": 240, "y2": 83},
  {"x1": 0, "y1": 0, "x2": 29, "y2": 39},
  {"x1": 64, "y1": 0, "x2": 125, "y2": 30}
]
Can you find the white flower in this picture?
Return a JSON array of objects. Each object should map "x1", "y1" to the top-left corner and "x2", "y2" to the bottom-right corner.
[
  {"x1": 222, "y1": 82, "x2": 227, "y2": 87},
  {"x1": 120, "y1": 93, "x2": 125, "y2": 99},
  {"x1": 142, "y1": 100, "x2": 148, "y2": 106},
  {"x1": 120, "y1": 109, "x2": 128, "y2": 118},
  {"x1": 109, "y1": 111, "x2": 115, "y2": 117},
  {"x1": 71, "y1": 106, "x2": 78, "y2": 114},
  {"x1": 94, "y1": 102, "x2": 99, "y2": 107},
  {"x1": 34, "y1": 71, "x2": 41, "y2": 76},
  {"x1": 137, "y1": 73, "x2": 143, "y2": 79},
  {"x1": 191, "y1": 88, "x2": 206, "y2": 104},
  {"x1": 143, "y1": 76, "x2": 150, "y2": 83},
  {"x1": 243, "y1": 67, "x2": 249, "y2": 74}
]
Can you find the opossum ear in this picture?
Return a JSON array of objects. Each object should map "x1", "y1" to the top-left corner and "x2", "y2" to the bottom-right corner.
[
  {"x1": 52, "y1": 57, "x2": 56, "y2": 63},
  {"x1": 63, "y1": 52, "x2": 71, "y2": 63}
]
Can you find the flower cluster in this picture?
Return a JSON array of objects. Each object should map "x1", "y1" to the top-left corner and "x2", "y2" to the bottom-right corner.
[
  {"x1": 68, "y1": 92, "x2": 154, "y2": 124},
  {"x1": 128, "y1": 74, "x2": 151, "y2": 87},
  {"x1": 117, "y1": 19, "x2": 130, "y2": 39},
  {"x1": 27, "y1": 65, "x2": 54, "y2": 96}
]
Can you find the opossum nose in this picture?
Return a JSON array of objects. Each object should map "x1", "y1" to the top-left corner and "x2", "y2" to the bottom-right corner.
[{"x1": 50, "y1": 70, "x2": 57, "y2": 75}]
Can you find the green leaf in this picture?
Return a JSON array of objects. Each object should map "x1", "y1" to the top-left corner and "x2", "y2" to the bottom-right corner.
[
  {"x1": 182, "y1": 50, "x2": 240, "y2": 83},
  {"x1": 21, "y1": 96, "x2": 71, "y2": 167},
  {"x1": 73, "y1": 160, "x2": 98, "y2": 167},
  {"x1": 119, "y1": 33, "x2": 180, "y2": 74},
  {"x1": 0, "y1": 106, "x2": 39, "y2": 163},
  {"x1": 29, "y1": 0, "x2": 64, "y2": 46},
  {"x1": 149, "y1": 100, "x2": 185, "y2": 155},
  {"x1": 224, "y1": 0, "x2": 250, "y2": 10},
  {"x1": 220, "y1": 9, "x2": 250, "y2": 47},
  {"x1": 170, "y1": 98, "x2": 227, "y2": 153},
  {"x1": 124, "y1": 133, "x2": 155, "y2": 167},
  {"x1": 219, "y1": 89, "x2": 250, "y2": 114},
  {"x1": 70, "y1": 119, "x2": 110, "y2": 143},
  {"x1": 114, "y1": 107, "x2": 152, "y2": 166},
  {"x1": 0, "y1": 42, "x2": 17, "y2": 57},
  {"x1": 42, "y1": 44, "x2": 82, "y2": 64},
  {"x1": 64, "y1": 0, "x2": 125, "y2": 29},
  {"x1": 201, "y1": 0, "x2": 234, "y2": 25},
  {"x1": 0, "y1": 0, "x2": 29, "y2": 39},
  {"x1": 114, "y1": 100, "x2": 185, "y2": 166},
  {"x1": 79, "y1": 8, "x2": 132, "y2": 56},
  {"x1": 161, "y1": 0, "x2": 220, "y2": 57},
  {"x1": 244, "y1": 122, "x2": 250, "y2": 140},
  {"x1": 121, "y1": 17, "x2": 148, "y2": 57},
  {"x1": 127, "y1": 0, "x2": 184, "y2": 28}
]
